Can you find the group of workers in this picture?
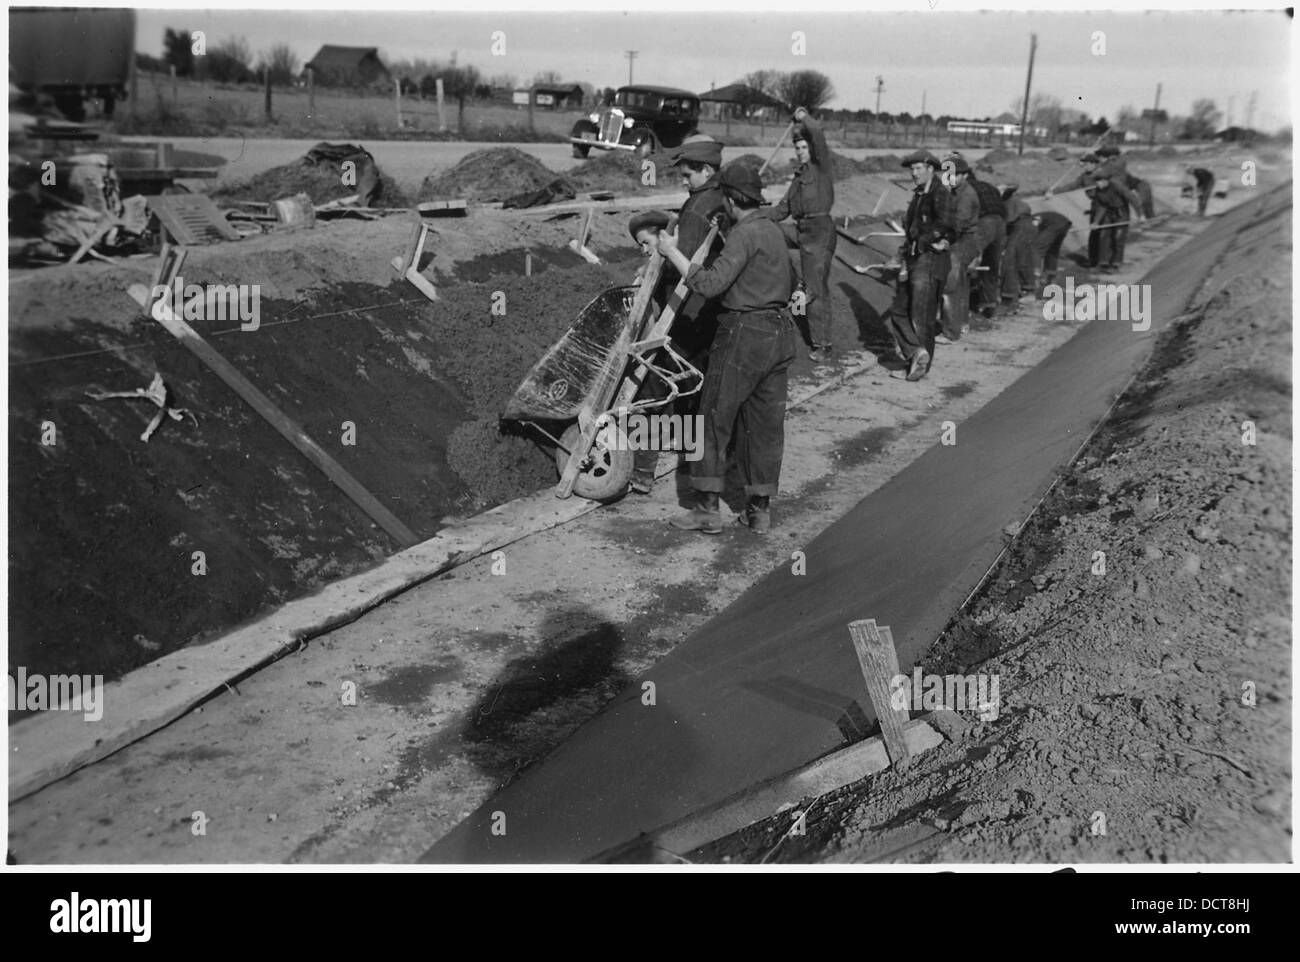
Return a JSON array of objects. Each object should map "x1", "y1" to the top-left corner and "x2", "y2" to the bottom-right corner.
[{"x1": 617, "y1": 110, "x2": 1205, "y2": 535}]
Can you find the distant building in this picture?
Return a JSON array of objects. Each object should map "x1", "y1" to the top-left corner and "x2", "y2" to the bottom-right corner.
[
  {"x1": 700, "y1": 82, "x2": 782, "y2": 121},
  {"x1": 514, "y1": 84, "x2": 584, "y2": 109},
  {"x1": 304, "y1": 46, "x2": 391, "y2": 88}
]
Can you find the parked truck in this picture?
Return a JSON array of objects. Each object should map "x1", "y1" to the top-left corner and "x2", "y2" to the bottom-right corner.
[{"x1": 10, "y1": 7, "x2": 136, "y2": 121}]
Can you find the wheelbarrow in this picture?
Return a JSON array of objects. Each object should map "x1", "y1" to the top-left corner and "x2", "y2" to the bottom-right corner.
[{"x1": 502, "y1": 221, "x2": 720, "y2": 502}]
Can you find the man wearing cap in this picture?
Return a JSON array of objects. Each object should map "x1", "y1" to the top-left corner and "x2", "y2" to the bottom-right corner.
[
  {"x1": 887, "y1": 150, "x2": 956, "y2": 381},
  {"x1": 651, "y1": 162, "x2": 796, "y2": 534},
  {"x1": 937, "y1": 154, "x2": 981, "y2": 343},
  {"x1": 626, "y1": 136, "x2": 730, "y2": 494},
  {"x1": 999, "y1": 184, "x2": 1037, "y2": 305},
  {"x1": 1050, "y1": 153, "x2": 1126, "y2": 270},
  {"x1": 765, "y1": 107, "x2": 837, "y2": 364},
  {"x1": 1187, "y1": 166, "x2": 1216, "y2": 217},
  {"x1": 965, "y1": 167, "x2": 1008, "y2": 320}
]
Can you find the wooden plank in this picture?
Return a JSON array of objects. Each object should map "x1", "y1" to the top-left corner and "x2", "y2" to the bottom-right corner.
[
  {"x1": 8, "y1": 483, "x2": 607, "y2": 802},
  {"x1": 127, "y1": 283, "x2": 418, "y2": 548},
  {"x1": 848, "y1": 619, "x2": 912, "y2": 766},
  {"x1": 592, "y1": 719, "x2": 944, "y2": 862}
]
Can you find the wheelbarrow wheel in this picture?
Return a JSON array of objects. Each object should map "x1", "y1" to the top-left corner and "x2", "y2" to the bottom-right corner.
[{"x1": 555, "y1": 421, "x2": 633, "y2": 503}]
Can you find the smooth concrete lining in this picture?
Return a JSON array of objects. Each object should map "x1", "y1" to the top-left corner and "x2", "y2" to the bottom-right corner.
[{"x1": 421, "y1": 182, "x2": 1290, "y2": 864}]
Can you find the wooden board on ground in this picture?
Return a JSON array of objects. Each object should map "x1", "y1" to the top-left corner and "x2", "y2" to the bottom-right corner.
[{"x1": 7, "y1": 485, "x2": 604, "y2": 802}]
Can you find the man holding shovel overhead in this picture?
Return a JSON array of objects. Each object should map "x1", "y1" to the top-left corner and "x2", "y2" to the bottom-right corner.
[{"x1": 765, "y1": 107, "x2": 837, "y2": 365}]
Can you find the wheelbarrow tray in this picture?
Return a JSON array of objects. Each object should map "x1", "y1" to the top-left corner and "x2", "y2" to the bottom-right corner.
[{"x1": 501, "y1": 285, "x2": 640, "y2": 422}]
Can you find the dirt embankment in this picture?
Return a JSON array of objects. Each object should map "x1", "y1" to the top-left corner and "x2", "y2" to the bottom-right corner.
[
  {"x1": 8, "y1": 210, "x2": 641, "y2": 687},
  {"x1": 696, "y1": 196, "x2": 1292, "y2": 863}
]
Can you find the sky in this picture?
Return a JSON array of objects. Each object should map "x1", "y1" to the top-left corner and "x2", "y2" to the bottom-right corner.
[{"x1": 121, "y1": 3, "x2": 1294, "y2": 130}]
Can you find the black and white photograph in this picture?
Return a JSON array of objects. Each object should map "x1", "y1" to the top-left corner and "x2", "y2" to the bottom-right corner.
[{"x1": 4, "y1": 0, "x2": 1292, "y2": 879}]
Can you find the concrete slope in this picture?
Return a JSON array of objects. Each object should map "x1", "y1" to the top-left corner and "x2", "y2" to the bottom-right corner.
[{"x1": 423, "y1": 182, "x2": 1289, "y2": 863}]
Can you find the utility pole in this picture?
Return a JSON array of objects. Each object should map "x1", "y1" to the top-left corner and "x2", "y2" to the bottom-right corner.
[
  {"x1": 625, "y1": 50, "x2": 637, "y2": 86},
  {"x1": 873, "y1": 75, "x2": 885, "y2": 115},
  {"x1": 920, "y1": 90, "x2": 927, "y2": 145},
  {"x1": 1148, "y1": 82, "x2": 1161, "y2": 149},
  {"x1": 1017, "y1": 32, "x2": 1036, "y2": 156}
]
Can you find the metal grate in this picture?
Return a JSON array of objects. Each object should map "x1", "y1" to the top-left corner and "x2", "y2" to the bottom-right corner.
[
  {"x1": 600, "y1": 108, "x2": 625, "y2": 145},
  {"x1": 146, "y1": 194, "x2": 241, "y2": 246}
]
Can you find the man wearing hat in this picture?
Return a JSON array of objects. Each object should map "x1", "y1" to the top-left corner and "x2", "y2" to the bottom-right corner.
[
  {"x1": 652, "y1": 162, "x2": 796, "y2": 534},
  {"x1": 999, "y1": 183, "x2": 1037, "y2": 304},
  {"x1": 1186, "y1": 166, "x2": 1216, "y2": 217},
  {"x1": 887, "y1": 149, "x2": 956, "y2": 381},
  {"x1": 1094, "y1": 144, "x2": 1139, "y2": 212},
  {"x1": 765, "y1": 107, "x2": 837, "y2": 364},
  {"x1": 625, "y1": 136, "x2": 730, "y2": 494},
  {"x1": 937, "y1": 154, "x2": 981, "y2": 342},
  {"x1": 1049, "y1": 153, "x2": 1126, "y2": 270},
  {"x1": 965, "y1": 167, "x2": 1008, "y2": 320}
]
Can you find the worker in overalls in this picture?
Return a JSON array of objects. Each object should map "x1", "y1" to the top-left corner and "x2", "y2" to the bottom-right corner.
[
  {"x1": 651, "y1": 162, "x2": 797, "y2": 535},
  {"x1": 765, "y1": 107, "x2": 836, "y2": 364}
]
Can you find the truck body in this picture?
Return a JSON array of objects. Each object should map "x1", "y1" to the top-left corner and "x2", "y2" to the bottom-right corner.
[{"x1": 10, "y1": 7, "x2": 137, "y2": 120}]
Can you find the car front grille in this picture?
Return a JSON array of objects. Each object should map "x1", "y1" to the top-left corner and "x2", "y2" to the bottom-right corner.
[{"x1": 600, "y1": 109, "x2": 625, "y2": 144}]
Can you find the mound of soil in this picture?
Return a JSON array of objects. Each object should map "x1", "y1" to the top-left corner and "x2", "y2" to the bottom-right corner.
[
  {"x1": 419, "y1": 147, "x2": 560, "y2": 204},
  {"x1": 764, "y1": 150, "x2": 904, "y2": 182},
  {"x1": 566, "y1": 151, "x2": 647, "y2": 193},
  {"x1": 212, "y1": 144, "x2": 406, "y2": 208}
]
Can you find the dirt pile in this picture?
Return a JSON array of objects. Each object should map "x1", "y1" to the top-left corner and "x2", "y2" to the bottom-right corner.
[
  {"x1": 419, "y1": 147, "x2": 561, "y2": 204},
  {"x1": 212, "y1": 143, "x2": 406, "y2": 208},
  {"x1": 566, "y1": 151, "x2": 646, "y2": 193}
]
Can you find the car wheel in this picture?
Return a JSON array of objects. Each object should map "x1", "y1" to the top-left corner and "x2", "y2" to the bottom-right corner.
[{"x1": 632, "y1": 130, "x2": 658, "y2": 160}]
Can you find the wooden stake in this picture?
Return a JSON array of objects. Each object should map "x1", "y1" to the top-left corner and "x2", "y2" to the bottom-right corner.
[{"x1": 848, "y1": 619, "x2": 912, "y2": 766}]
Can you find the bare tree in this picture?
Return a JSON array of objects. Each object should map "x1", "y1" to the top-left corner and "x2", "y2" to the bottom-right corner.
[
  {"x1": 257, "y1": 43, "x2": 299, "y2": 86},
  {"x1": 737, "y1": 70, "x2": 784, "y2": 118},
  {"x1": 207, "y1": 36, "x2": 254, "y2": 84},
  {"x1": 532, "y1": 69, "x2": 563, "y2": 87},
  {"x1": 777, "y1": 70, "x2": 835, "y2": 112},
  {"x1": 1182, "y1": 98, "x2": 1223, "y2": 140}
]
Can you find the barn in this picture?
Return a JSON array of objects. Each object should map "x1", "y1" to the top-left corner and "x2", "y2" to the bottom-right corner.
[{"x1": 304, "y1": 45, "x2": 391, "y2": 88}]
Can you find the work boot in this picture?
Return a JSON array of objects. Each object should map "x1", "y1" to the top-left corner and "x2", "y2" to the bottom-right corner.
[
  {"x1": 669, "y1": 491, "x2": 722, "y2": 534},
  {"x1": 629, "y1": 469, "x2": 655, "y2": 495},
  {"x1": 737, "y1": 495, "x2": 771, "y2": 534},
  {"x1": 906, "y1": 348, "x2": 930, "y2": 382},
  {"x1": 809, "y1": 344, "x2": 833, "y2": 365}
]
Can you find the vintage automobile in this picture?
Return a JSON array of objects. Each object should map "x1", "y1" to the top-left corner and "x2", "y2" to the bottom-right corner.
[{"x1": 570, "y1": 85, "x2": 702, "y2": 159}]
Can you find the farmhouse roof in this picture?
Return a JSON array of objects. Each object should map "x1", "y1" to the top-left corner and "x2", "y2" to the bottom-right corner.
[{"x1": 306, "y1": 46, "x2": 385, "y2": 72}]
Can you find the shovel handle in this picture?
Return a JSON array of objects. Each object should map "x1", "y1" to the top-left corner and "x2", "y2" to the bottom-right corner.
[{"x1": 758, "y1": 122, "x2": 796, "y2": 177}]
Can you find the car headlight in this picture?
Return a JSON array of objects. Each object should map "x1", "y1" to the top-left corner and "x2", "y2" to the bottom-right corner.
[
  {"x1": 622, "y1": 118, "x2": 634, "y2": 129},
  {"x1": 589, "y1": 113, "x2": 599, "y2": 123}
]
